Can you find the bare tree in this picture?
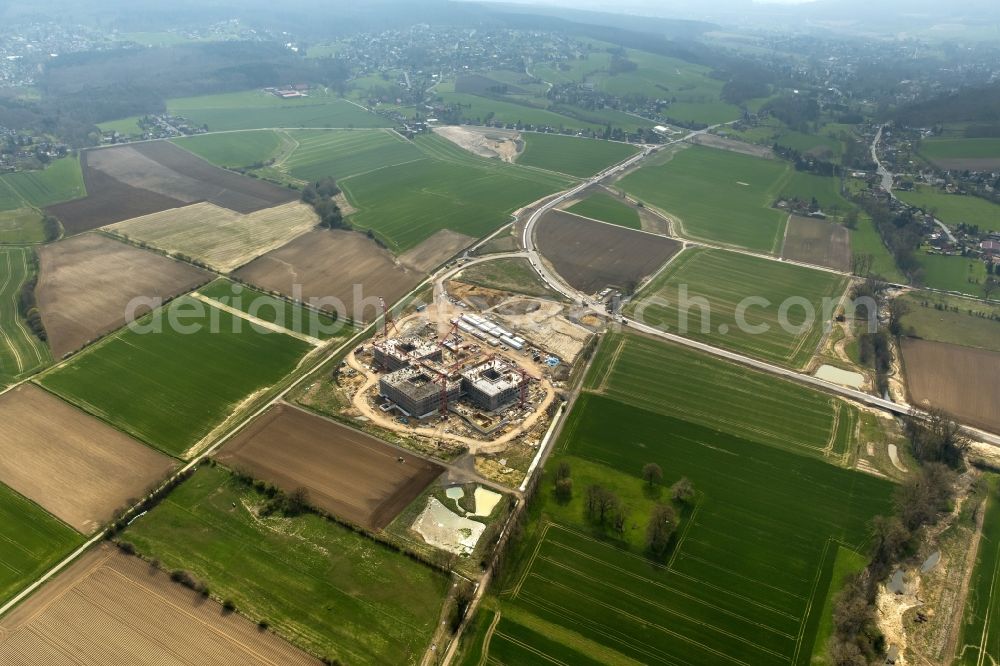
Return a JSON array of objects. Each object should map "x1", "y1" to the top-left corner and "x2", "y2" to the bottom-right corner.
[
  {"x1": 645, "y1": 504, "x2": 676, "y2": 557},
  {"x1": 642, "y1": 462, "x2": 663, "y2": 488},
  {"x1": 585, "y1": 485, "x2": 620, "y2": 525},
  {"x1": 671, "y1": 477, "x2": 695, "y2": 504},
  {"x1": 984, "y1": 278, "x2": 998, "y2": 304}
]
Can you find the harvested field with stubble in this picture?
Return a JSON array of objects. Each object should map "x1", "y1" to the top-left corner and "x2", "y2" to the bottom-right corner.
[
  {"x1": 0, "y1": 385, "x2": 175, "y2": 534},
  {"x1": 87, "y1": 142, "x2": 296, "y2": 213},
  {"x1": 781, "y1": 214, "x2": 851, "y2": 271},
  {"x1": 218, "y1": 404, "x2": 442, "y2": 529},
  {"x1": 234, "y1": 229, "x2": 425, "y2": 323},
  {"x1": 46, "y1": 153, "x2": 186, "y2": 235},
  {"x1": 0, "y1": 545, "x2": 322, "y2": 666},
  {"x1": 901, "y1": 338, "x2": 1000, "y2": 434},
  {"x1": 536, "y1": 210, "x2": 681, "y2": 294},
  {"x1": 36, "y1": 234, "x2": 211, "y2": 358},
  {"x1": 107, "y1": 201, "x2": 319, "y2": 272}
]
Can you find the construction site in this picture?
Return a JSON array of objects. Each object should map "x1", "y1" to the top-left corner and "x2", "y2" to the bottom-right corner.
[{"x1": 334, "y1": 292, "x2": 562, "y2": 454}]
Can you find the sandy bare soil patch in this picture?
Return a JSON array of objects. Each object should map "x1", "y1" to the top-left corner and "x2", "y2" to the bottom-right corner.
[
  {"x1": 399, "y1": 229, "x2": 474, "y2": 273},
  {"x1": 781, "y1": 214, "x2": 851, "y2": 271},
  {"x1": 433, "y1": 126, "x2": 520, "y2": 162},
  {"x1": 107, "y1": 201, "x2": 319, "y2": 273},
  {"x1": 490, "y1": 297, "x2": 592, "y2": 362},
  {"x1": 536, "y1": 210, "x2": 682, "y2": 294},
  {"x1": 692, "y1": 133, "x2": 774, "y2": 159},
  {"x1": 46, "y1": 152, "x2": 187, "y2": 235},
  {"x1": 0, "y1": 385, "x2": 175, "y2": 534},
  {"x1": 37, "y1": 234, "x2": 211, "y2": 358},
  {"x1": 0, "y1": 545, "x2": 321, "y2": 665},
  {"x1": 217, "y1": 404, "x2": 442, "y2": 529},
  {"x1": 87, "y1": 142, "x2": 296, "y2": 214},
  {"x1": 233, "y1": 229, "x2": 422, "y2": 323},
  {"x1": 901, "y1": 338, "x2": 1000, "y2": 434}
]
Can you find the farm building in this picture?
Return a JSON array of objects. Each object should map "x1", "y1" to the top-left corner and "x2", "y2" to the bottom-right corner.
[
  {"x1": 379, "y1": 367, "x2": 462, "y2": 418},
  {"x1": 373, "y1": 336, "x2": 442, "y2": 371},
  {"x1": 461, "y1": 358, "x2": 529, "y2": 412}
]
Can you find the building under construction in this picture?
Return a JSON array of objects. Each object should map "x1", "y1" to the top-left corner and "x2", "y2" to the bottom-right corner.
[
  {"x1": 461, "y1": 358, "x2": 528, "y2": 412},
  {"x1": 379, "y1": 366, "x2": 462, "y2": 418},
  {"x1": 372, "y1": 336, "x2": 442, "y2": 372},
  {"x1": 377, "y1": 350, "x2": 529, "y2": 418}
]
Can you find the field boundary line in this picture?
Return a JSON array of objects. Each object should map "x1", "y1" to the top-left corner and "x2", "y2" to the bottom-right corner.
[
  {"x1": 537, "y1": 551, "x2": 796, "y2": 641},
  {"x1": 0, "y1": 251, "x2": 25, "y2": 374},
  {"x1": 525, "y1": 574, "x2": 753, "y2": 665},
  {"x1": 493, "y1": 629, "x2": 569, "y2": 665},
  {"x1": 100, "y1": 565, "x2": 292, "y2": 666},
  {"x1": 518, "y1": 592, "x2": 686, "y2": 666},
  {"x1": 668, "y1": 497, "x2": 701, "y2": 571},
  {"x1": 976, "y1": 521, "x2": 1000, "y2": 666},
  {"x1": 547, "y1": 520, "x2": 798, "y2": 618},
  {"x1": 477, "y1": 611, "x2": 502, "y2": 666},
  {"x1": 189, "y1": 292, "x2": 324, "y2": 346},
  {"x1": 792, "y1": 538, "x2": 834, "y2": 666},
  {"x1": 511, "y1": 521, "x2": 552, "y2": 599}
]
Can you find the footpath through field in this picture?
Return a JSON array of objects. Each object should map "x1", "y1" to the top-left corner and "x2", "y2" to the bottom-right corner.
[{"x1": 189, "y1": 291, "x2": 325, "y2": 346}]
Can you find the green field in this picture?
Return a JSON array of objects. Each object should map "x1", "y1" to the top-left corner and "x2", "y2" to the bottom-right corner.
[
  {"x1": 775, "y1": 131, "x2": 844, "y2": 161},
  {"x1": 809, "y1": 546, "x2": 869, "y2": 665},
  {"x1": 533, "y1": 48, "x2": 740, "y2": 126},
  {"x1": 126, "y1": 465, "x2": 449, "y2": 664},
  {"x1": 172, "y1": 130, "x2": 283, "y2": 168},
  {"x1": 0, "y1": 247, "x2": 51, "y2": 384},
  {"x1": 454, "y1": 257, "x2": 563, "y2": 300},
  {"x1": 566, "y1": 191, "x2": 641, "y2": 229},
  {"x1": 626, "y1": 248, "x2": 849, "y2": 367},
  {"x1": 619, "y1": 145, "x2": 790, "y2": 252},
  {"x1": 283, "y1": 129, "x2": 423, "y2": 182},
  {"x1": 0, "y1": 482, "x2": 82, "y2": 603},
  {"x1": 341, "y1": 134, "x2": 572, "y2": 251},
  {"x1": 460, "y1": 332, "x2": 893, "y2": 666},
  {"x1": 586, "y1": 332, "x2": 857, "y2": 461},
  {"x1": 917, "y1": 252, "x2": 988, "y2": 296},
  {"x1": 0, "y1": 202, "x2": 46, "y2": 244},
  {"x1": 897, "y1": 185, "x2": 1000, "y2": 233},
  {"x1": 167, "y1": 90, "x2": 391, "y2": 131},
  {"x1": 779, "y1": 171, "x2": 851, "y2": 213},
  {"x1": 198, "y1": 279, "x2": 352, "y2": 340},
  {"x1": 920, "y1": 137, "x2": 1000, "y2": 160},
  {"x1": 899, "y1": 290, "x2": 1000, "y2": 352},
  {"x1": 517, "y1": 133, "x2": 637, "y2": 177},
  {"x1": 0, "y1": 156, "x2": 86, "y2": 208},
  {"x1": 435, "y1": 91, "x2": 598, "y2": 130},
  {"x1": 39, "y1": 296, "x2": 312, "y2": 457},
  {"x1": 96, "y1": 116, "x2": 143, "y2": 136},
  {"x1": 956, "y1": 474, "x2": 1000, "y2": 665},
  {"x1": 850, "y1": 213, "x2": 905, "y2": 282}
]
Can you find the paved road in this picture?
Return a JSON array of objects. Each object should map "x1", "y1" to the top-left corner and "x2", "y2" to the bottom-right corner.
[
  {"x1": 515, "y1": 132, "x2": 1000, "y2": 448},
  {"x1": 871, "y1": 125, "x2": 957, "y2": 244}
]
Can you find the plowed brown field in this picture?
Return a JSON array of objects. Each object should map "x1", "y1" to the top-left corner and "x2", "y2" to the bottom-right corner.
[
  {"x1": 0, "y1": 545, "x2": 321, "y2": 665},
  {"x1": 36, "y1": 234, "x2": 210, "y2": 358},
  {"x1": 0, "y1": 385, "x2": 175, "y2": 534},
  {"x1": 217, "y1": 404, "x2": 442, "y2": 529},
  {"x1": 901, "y1": 337, "x2": 1000, "y2": 434},
  {"x1": 233, "y1": 229, "x2": 423, "y2": 323},
  {"x1": 536, "y1": 210, "x2": 681, "y2": 294}
]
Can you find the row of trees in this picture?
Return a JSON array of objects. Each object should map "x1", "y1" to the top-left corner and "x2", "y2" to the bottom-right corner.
[
  {"x1": 829, "y1": 410, "x2": 966, "y2": 664},
  {"x1": 17, "y1": 253, "x2": 46, "y2": 343}
]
